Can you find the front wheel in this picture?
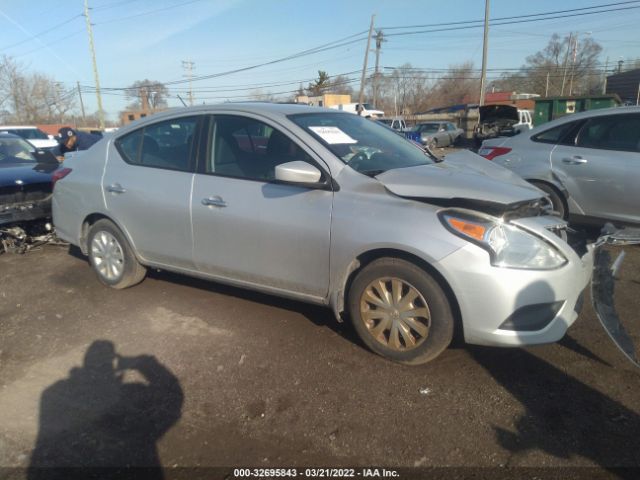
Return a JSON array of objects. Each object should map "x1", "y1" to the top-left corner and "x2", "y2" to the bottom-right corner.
[
  {"x1": 348, "y1": 258, "x2": 454, "y2": 365},
  {"x1": 531, "y1": 182, "x2": 568, "y2": 220},
  {"x1": 87, "y1": 219, "x2": 146, "y2": 289}
]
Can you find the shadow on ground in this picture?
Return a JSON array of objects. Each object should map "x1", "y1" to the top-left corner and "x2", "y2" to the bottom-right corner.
[{"x1": 28, "y1": 340, "x2": 183, "y2": 480}]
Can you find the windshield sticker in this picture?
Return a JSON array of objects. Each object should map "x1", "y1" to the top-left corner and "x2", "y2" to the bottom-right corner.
[{"x1": 309, "y1": 126, "x2": 357, "y2": 144}]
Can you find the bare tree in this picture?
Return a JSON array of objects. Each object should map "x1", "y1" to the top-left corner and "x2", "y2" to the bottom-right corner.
[
  {"x1": 430, "y1": 61, "x2": 480, "y2": 108},
  {"x1": 248, "y1": 89, "x2": 277, "y2": 102},
  {"x1": 326, "y1": 74, "x2": 354, "y2": 96},
  {"x1": 125, "y1": 79, "x2": 169, "y2": 111},
  {"x1": 0, "y1": 56, "x2": 76, "y2": 123},
  {"x1": 492, "y1": 34, "x2": 603, "y2": 96}
]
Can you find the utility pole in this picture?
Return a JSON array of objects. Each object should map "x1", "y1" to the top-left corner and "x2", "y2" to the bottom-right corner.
[
  {"x1": 560, "y1": 32, "x2": 573, "y2": 96},
  {"x1": 602, "y1": 57, "x2": 609, "y2": 94},
  {"x1": 358, "y1": 14, "x2": 375, "y2": 114},
  {"x1": 545, "y1": 72, "x2": 550, "y2": 97},
  {"x1": 373, "y1": 29, "x2": 385, "y2": 108},
  {"x1": 182, "y1": 60, "x2": 195, "y2": 106},
  {"x1": 478, "y1": 0, "x2": 490, "y2": 106},
  {"x1": 77, "y1": 81, "x2": 86, "y2": 122},
  {"x1": 83, "y1": 0, "x2": 105, "y2": 129}
]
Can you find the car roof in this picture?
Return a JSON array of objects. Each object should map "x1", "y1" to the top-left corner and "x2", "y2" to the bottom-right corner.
[
  {"x1": 526, "y1": 105, "x2": 640, "y2": 136},
  {"x1": 116, "y1": 102, "x2": 354, "y2": 135},
  {"x1": 0, "y1": 125, "x2": 39, "y2": 129},
  {"x1": 0, "y1": 132, "x2": 22, "y2": 139},
  {"x1": 550, "y1": 105, "x2": 640, "y2": 122}
]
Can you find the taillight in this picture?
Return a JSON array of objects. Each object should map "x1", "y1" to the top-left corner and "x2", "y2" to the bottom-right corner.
[
  {"x1": 52, "y1": 167, "x2": 72, "y2": 189},
  {"x1": 478, "y1": 146, "x2": 512, "y2": 160}
]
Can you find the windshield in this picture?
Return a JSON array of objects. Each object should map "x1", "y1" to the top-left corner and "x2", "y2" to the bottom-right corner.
[
  {"x1": 415, "y1": 123, "x2": 439, "y2": 133},
  {"x1": 9, "y1": 128, "x2": 49, "y2": 140},
  {"x1": 0, "y1": 137, "x2": 38, "y2": 164},
  {"x1": 289, "y1": 112, "x2": 433, "y2": 175}
]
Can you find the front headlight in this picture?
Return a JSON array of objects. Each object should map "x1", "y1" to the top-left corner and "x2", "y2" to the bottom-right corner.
[{"x1": 439, "y1": 210, "x2": 567, "y2": 270}]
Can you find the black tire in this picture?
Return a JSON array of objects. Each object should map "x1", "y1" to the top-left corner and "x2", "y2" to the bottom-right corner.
[
  {"x1": 531, "y1": 182, "x2": 568, "y2": 220},
  {"x1": 348, "y1": 258, "x2": 454, "y2": 365},
  {"x1": 87, "y1": 219, "x2": 146, "y2": 289}
]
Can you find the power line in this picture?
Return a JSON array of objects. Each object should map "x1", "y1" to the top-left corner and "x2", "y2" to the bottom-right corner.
[
  {"x1": 383, "y1": 4, "x2": 640, "y2": 38},
  {"x1": 0, "y1": 14, "x2": 82, "y2": 51},
  {"x1": 85, "y1": 30, "x2": 369, "y2": 91},
  {"x1": 380, "y1": 1, "x2": 640, "y2": 30},
  {"x1": 95, "y1": 0, "x2": 208, "y2": 26}
]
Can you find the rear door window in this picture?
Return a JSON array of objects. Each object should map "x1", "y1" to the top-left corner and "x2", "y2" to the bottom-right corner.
[
  {"x1": 576, "y1": 114, "x2": 640, "y2": 152},
  {"x1": 115, "y1": 116, "x2": 199, "y2": 172}
]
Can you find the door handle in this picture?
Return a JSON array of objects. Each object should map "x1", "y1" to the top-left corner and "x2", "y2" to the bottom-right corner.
[
  {"x1": 562, "y1": 156, "x2": 588, "y2": 165},
  {"x1": 201, "y1": 196, "x2": 227, "y2": 207},
  {"x1": 107, "y1": 183, "x2": 126, "y2": 194}
]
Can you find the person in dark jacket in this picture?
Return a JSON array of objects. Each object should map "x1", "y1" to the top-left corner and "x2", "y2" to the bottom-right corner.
[{"x1": 52, "y1": 127, "x2": 101, "y2": 161}]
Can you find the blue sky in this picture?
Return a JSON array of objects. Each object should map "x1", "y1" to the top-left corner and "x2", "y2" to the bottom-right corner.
[{"x1": 1, "y1": 0, "x2": 639, "y2": 120}]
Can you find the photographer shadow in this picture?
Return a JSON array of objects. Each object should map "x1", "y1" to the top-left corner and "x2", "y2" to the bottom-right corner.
[{"x1": 28, "y1": 340, "x2": 183, "y2": 479}]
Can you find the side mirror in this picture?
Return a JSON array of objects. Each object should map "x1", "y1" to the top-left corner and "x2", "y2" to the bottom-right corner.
[
  {"x1": 275, "y1": 161, "x2": 322, "y2": 184},
  {"x1": 48, "y1": 134, "x2": 55, "y2": 140}
]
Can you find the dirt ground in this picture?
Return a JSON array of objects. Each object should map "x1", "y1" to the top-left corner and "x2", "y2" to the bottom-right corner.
[{"x1": 0, "y1": 241, "x2": 639, "y2": 479}]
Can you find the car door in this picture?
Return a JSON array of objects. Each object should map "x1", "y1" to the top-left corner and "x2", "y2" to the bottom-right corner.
[
  {"x1": 104, "y1": 115, "x2": 201, "y2": 268},
  {"x1": 550, "y1": 113, "x2": 640, "y2": 223},
  {"x1": 446, "y1": 123, "x2": 459, "y2": 144},
  {"x1": 191, "y1": 114, "x2": 333, "y2": 298}
]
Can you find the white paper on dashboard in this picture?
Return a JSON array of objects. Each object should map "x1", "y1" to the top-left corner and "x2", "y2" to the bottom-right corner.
[{"x1": 308, "y1": 126, "x2": 358, "y2": 144}]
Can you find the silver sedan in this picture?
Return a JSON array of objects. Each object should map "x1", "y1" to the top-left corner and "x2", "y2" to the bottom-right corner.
[
  {"x1": 53, "y1": 103, "x2": 593, "y2": 365},
  {"x1": 479, "y1": 106, "x2": 640, "y2": 225},
  {"x1": 413, "y1": 122, "x2": 464, "y2": 148}
]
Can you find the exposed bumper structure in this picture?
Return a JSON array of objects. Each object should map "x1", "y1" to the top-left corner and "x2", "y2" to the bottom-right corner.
[{"x1": 591, "y1": 226, "x2": 640, "y2": 368}]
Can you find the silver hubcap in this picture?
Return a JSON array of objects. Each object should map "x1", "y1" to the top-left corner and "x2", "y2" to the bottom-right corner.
[
  {"x1": 360, "y1": 277, "x2": 431, "y2": 351},
  {"x1": 91, "y1": 231, "x2": 125, "y2": 281}
]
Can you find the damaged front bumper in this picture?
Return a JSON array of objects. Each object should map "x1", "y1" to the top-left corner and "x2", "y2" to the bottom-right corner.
[{"x1": 592, "y1": 225, "x2": 640, "y2": 367}]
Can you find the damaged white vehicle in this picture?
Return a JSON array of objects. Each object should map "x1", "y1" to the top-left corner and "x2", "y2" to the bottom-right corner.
[{"x1": 52, "y1": 104, "x2": 639, "y2": 365}]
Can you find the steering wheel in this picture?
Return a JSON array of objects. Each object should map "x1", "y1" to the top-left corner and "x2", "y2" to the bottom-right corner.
[{"x1": 348, "y1": 150, "x2": 369, "y2": 169}]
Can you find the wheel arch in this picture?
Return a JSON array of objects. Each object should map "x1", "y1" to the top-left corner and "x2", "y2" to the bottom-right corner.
[
  {"x1": 527, "y1": 178, "x2": 569, "y2": 216},
  {"x1": 333, "y1": 248, "x2": 464, "y2": 343},
  {"x1": 80, "y1": 213, "x2": 140, "y2": 260}
]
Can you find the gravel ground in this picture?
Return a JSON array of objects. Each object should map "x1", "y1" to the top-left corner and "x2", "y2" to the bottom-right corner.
[{"x1": 0, "y1": 241, "x2": 639, "y2": 479}]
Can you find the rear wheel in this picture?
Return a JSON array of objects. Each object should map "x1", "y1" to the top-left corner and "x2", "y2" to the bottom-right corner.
[
  {"x1": 87, "y1": 219, "x2": 146, "y2": 289},
  {"x1": 348, "y1": 258, "x2": 454, "y2": 365}
]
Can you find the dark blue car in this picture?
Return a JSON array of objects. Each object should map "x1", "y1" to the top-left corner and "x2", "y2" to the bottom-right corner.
[{"x1": 0, "y1": 132, "x2": 60, "y2": 227}]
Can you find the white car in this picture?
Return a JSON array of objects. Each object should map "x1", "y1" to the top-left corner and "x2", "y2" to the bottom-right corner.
[
  {"x1": 330, "y1": 103, "x2": 384, "y2": 119},
  {"x1": 0, "y1": 126, "x2": 58, "y2": 150}
]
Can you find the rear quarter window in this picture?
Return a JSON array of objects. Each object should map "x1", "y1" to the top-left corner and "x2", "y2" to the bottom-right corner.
[{"x1": 532, "y1": 120, "x2": 582, "y2": 146}]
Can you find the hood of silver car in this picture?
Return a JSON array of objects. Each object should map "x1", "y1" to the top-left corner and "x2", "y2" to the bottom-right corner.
[{"x1": 375, "y1": 150, "x2": 543, "y2": 206}]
